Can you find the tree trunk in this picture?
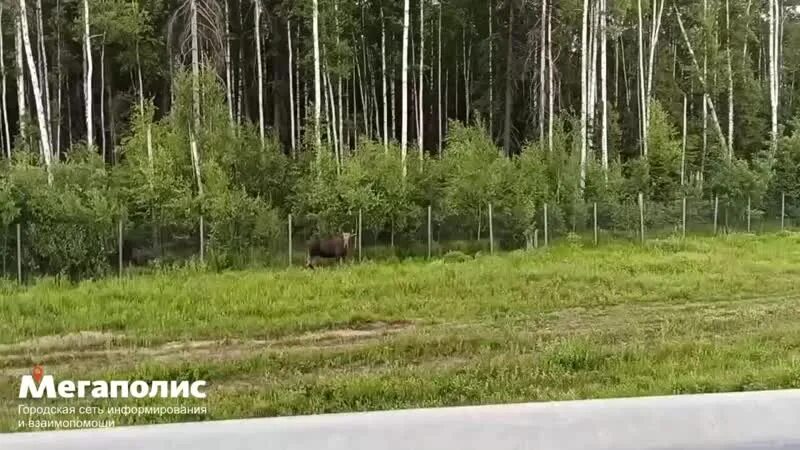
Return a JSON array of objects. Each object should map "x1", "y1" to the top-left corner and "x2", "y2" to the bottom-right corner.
[
  {"x1": 502, "y1": 1, "x2": 514, "y2": 157},
  {"x1": 548, "y1": 3, "x2": 554, "y2": 152},
  {"x1": 600, "y1": 0, "x2": 608, "y2": 171},
  {"x1": 254, "y1": 0, "x2": 265, "y2": 146},
  {"x1": 581, "y1": 0, "x2": 590, "y2": 183},
  {"x1": 84, "y1": 0, "x2": 93, "y2": 150},
  {"x1": 637, "y1": 0, "x2": 646, "y2": 157},
  {"x1": 401, "y1": 0, "x2": 410, "y2": 177},
  {"x1": 287, "y1": 19, "x2": 296, "y2": 155},
  {"x1": 539, "y1": 0, "x2": 546, "y2": 145},
  {"x1": 418, "y1": 0, "x2": 424, "y2": 159},
  {"x1": 225, "y1": 0, "x2": 233, "y2": 125},
  {"x1": 313, "y1": 0, "x2": 322, "y2": 154},
  {"x1": 100, "y1": 37, "x2": 106, "y2": 162},
  {"x1": 0, "y1": 5, "x2": 11, "y2": 157},
  {"x1": 36, "y1": 0, "x2": 51, "y2": 149},
  {"x1": 438, "y1": 2, "x2": 442, "y2": 154},
  {"x1": 16, "y1": 15, "x2": 27, "y2": 141},
  {"x1": 381, "y1": 7, "x2": 388, "y2": 152},
  {"x1": 19, "y1": 0, "x2": 53, "y2": 183},
  {"x1": 489, "y1": 1, "x2": 494, "y2": 138}
]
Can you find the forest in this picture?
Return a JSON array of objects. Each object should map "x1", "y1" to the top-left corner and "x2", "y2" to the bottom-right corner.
[{"x1": 1, "y1": 0, "x2": 800, "y2": 280}]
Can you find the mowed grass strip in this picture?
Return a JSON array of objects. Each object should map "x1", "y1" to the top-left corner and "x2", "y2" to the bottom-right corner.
[
  {"x1": 3, "y1": 233, "x2": 800, "y2": 345},
  {"x1": 2, "y1": 233, "x2": 800, "y2": 432}
]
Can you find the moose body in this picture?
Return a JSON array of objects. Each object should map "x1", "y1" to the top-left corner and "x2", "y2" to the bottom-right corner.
[{"x1": 306, "y1": 232, "x2": 356, "y2": 268}]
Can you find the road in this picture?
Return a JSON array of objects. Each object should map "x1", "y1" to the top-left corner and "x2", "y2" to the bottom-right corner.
[{"x1": 3, "y1": 389, "x2": 800, "y2": 450}]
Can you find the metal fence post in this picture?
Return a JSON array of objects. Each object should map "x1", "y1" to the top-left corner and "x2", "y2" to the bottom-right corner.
[
  {"x1": 639, "y1": 193, "x2": 645, "y2": 245},
  {"x1": 358, "y1": 209, "x2": 363, "y2": 261},
  {"x1": 118, "y1": 219, "x2": 123, "y2": 277},
  {"x1": 16, "y1": 223, "x2": 21, "y2": 284},
  {"x1": 747, "y1": 197, "x2": 751, "y2": 233},
  {"x1": 488, "y1": 203, "x2": 494, "y2": 255},
  {"x1": 593, "y1": 202, "x2": 598, "y2": 246},
  {"x1": 288, "y1": 214, "x2": 293, "y2": 266},
  {"x1": 427, "y1": 205, "x2": 432, "y2": 259},
  {"x1": 544, "y1": 203, "x2": 549, "y2": 247},
  {"x1": 713, "y1": 195, "x2": 719, "y2": 235},
  {"x1": 782, "y1": 192, "x2": 786, "y2": 231},
  {"x1": 682, "y1": 196, "x2": 687, "y2": 239},
  {"x1": 199, "y1": 214, "x2": 205, "y2": 264}
]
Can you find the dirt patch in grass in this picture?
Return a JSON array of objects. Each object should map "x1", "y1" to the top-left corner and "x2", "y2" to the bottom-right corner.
[{"x1": 0, "y1": 320, "x2": 416, "y2": 376}]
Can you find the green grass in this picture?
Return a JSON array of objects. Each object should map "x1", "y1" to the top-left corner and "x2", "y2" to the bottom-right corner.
[{"x1": 3, "y1": 233, "x2": 800, "y2": 432}]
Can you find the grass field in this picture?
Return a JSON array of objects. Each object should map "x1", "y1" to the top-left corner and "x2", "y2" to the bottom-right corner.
[{"x1": 3, "y1": 232, "x2": 800, "y2": 432}]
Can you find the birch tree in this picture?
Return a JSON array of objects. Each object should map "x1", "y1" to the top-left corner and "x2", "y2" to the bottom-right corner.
[
  {"x1": 16, "y1": 15, "x2": 27, "y2": 140},
  {"x1": 84, "y1": 0, "x2": 94, "y2": 150},
  {"x1": 418, "y1": 0, "x2": 425, "y2": 159},
  {"x1": 0, "y1": 5, "x2": 11, "y2": 157},
  {"x1": 313, "y1": 0, "x2": 322, "y2": 154},
  {"x1": 381, "y1": 7, "x2": 388, "y2": 152},
  {"x1": 401, "y1": 0, "x2": 410, "y2": 177},
  {"x1": 254, "y1": 0, "x2": 265, "y2": 147},
  {"x1": 18, "y1": 0, "x2": 53, "y2": 183}
]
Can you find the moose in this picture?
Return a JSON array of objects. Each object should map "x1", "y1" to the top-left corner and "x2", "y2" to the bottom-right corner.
[{"x1": 306, "y1": 232, "x2": 357, "y2": 269}]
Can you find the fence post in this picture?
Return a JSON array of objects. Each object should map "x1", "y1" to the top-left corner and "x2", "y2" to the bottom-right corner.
[
  {"x1": 638, "y1": 193, "x2": 645, "y2": 244},
  {"x1": 358, "y1": 209, "x2": 363, "y2": 261},
  {"x1": 199, "y1": 215, "x2": 205, "y2": 264},
  {"x1": 534, "y1": 229, "x2": 539, "y2": 249},
  {"x1": 16, "y1": 223, "x2": 21, "y2": 284},
  {"x1": 593, "y1": 202, "x2": 598, "y2": 246},
  {"x1": 782, "y1": 192, "x2": 786, "y2": 231},
  {"x1": 427, "y1": 205, "x2": 432, "y2": 259},
  {"x1": 118, "y1": 219, "x2": 123, "y2": 277},
  {"x1": 747, "y1": 197, "x2": 752, "y2": 233},
  {"x1": 682, "y1": 196, "x2": 687, "y2": 239},
  {"x1": 488, "y1": 203, "x2": 494, "y2": 255},
  {"x1": 713, "y1": 195, "x2": 719, "y2": 235},
  {"x1": 544, "y1": 203, "x2": 549, "y2": 247},
  {"x1": 288, "y1": 214, "x2": 293, "y2": 266}
]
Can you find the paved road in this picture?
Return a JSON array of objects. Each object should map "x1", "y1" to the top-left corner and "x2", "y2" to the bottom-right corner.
[{"x1": 3, "y1": 390, "x2": 800, "y2": 450}]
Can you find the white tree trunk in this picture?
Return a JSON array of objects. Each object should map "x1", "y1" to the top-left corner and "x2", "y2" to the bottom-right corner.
[
  {"x1": 489, "y1": 1, "x2": 494, "y2": 138},
  {"x1": 225, "y1": 0, "x2": 234, "y2": 125},
  {"x1": 438, "y1": 2, "x2": 442, "y2": 154},
  {"x1": 401, "y1": 0, "x2": 410, "y2": 177},
  {"x1": 391, "y1": 63, "x2": 396, "y2": 141},
  {"x1": 254, "y1": 0, "x2": 265, "y2": 147},
  {"x1": 548, "y1": 2, "x2": 554, "y2": 152},
  {"x1": 681, "y1": 94, "x2": 687, "y2": 185},
  {"x1": 726, "y1": 0, "x2": 733, "y2": 160},
  {"x1": 313, "y1": 0, "x2": 322, "y2": 154},
  {"x1": 381, "y1": 7, "x2": 388, "y2": 152},
  {"x1": 418, "y1": 0, "x2": 424, "y2": 159},
  {"x1": 580, "y1": 0, "x2": 590, "y2": 186},
  {"x1": 55, "y1": 0, "x2": 62, "y2": 157},
  {"x1": 16, "y1": 15, "x2": 27, "y2": 141},
  {"x1": 600, "y1": 0, "x2": 608, "y2": 170},
  {"x1": 0, "y1": 5, "x2": 11, "y2": 157},
  {"x1": 637, "y1": 0, "x2": 646, "y2": 157},
  {"x1": 19, "y1": 0, "x2": 53, "y2": 183},
  {"x1": 674, "y1": 5, "x2": 729, "y2": 154},
  {"x1": 768, "y1": 0, "x2": 779, "y2": 155},
  {"x1": 287, "y1": 20, "x2": 296, "y2": 155},
  {"x1": 190, "y1": 0, "x2": 202, "y2": 195},
  {"x1": 83, "y1": 0, "x2": 93, "y2": 150},
  {"x1": 136, "y1": 42, "x2": 153, "y2": 176},
  {"x1": 36, "y1": 0, "x2": 51, "y2": 148},
  {"x1": 539, "y1": 0, "x2": 546, "y2": 145}
]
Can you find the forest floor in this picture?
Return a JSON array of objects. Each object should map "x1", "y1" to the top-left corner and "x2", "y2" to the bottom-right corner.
[{"x1": 2, "y1": 232, "x2": 800, "y2": 432}]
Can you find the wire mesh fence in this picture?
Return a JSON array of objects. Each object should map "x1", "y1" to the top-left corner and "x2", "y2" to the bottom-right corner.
[{"x1": 3, "y1": 192, "x2": 800, "y2": 283}]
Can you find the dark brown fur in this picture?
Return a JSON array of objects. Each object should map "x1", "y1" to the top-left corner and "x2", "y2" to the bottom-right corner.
[{"x1": 306, "y1": 232, "x2": 355, "y2": 268}]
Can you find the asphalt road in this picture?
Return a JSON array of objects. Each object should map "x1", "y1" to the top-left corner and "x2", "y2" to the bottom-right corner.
[{"x1": 3, "y1": 389, "x2": 800, "y2": 450}]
